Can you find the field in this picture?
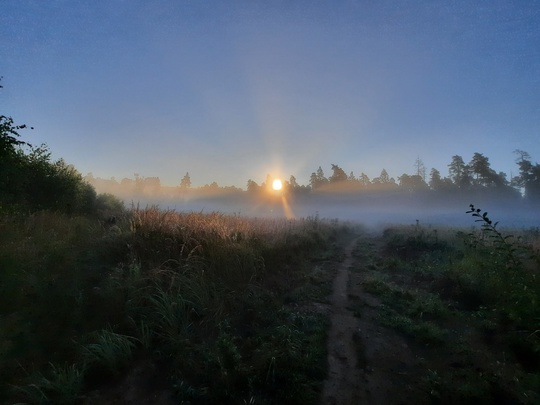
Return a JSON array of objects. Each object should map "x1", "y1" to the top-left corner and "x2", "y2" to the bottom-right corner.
[
  {"x1": 341, "y1": 216, "x2": 540, "y2": 404},
  {"x1": 0, "y1": 205, "x2": 538, "y2": 404}
]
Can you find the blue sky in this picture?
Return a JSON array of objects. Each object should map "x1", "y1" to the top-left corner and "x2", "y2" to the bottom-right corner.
[{"x1": 1, "y1": 0, "x2": 539, "y2": 188}]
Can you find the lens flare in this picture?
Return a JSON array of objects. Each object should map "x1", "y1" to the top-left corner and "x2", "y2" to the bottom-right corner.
[{"x1": 272, "y1": 179, "x2": 283, "y2": 191}]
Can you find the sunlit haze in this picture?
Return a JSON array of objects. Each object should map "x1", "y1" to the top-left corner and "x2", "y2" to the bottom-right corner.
[{"x1": 1, "y1": 1, "x2": 539, "y2": 189}]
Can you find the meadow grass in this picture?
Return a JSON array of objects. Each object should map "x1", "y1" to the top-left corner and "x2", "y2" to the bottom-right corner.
[
  {"x1": 5, "y1": 204, "x2": 537, "y2": 403},
  {"x1": 0, "y1": 206, "x2": 341, "y2": 404},
  {"x1": 375, "y1": 217, "x2": 540, "y2": 403}
]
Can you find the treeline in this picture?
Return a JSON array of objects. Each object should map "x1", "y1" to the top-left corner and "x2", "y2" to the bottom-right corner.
[
  {"x1": 0, "y1": 80, "x2": 122, "y2": 216},
  {"x1": 3, "y1": 79, "x2": 539, "y2": 208},
  {"x1": 257, "y1": 152, "x2": 540, "y2": 204},
  {"x1": 87, "y1": 152, "x2": 540, "y2": 204},
  {"x1": 295, "y1": 152, "x2": 539, "y2": 199},
  {"x1": 84, "y1": 171, "x2": 244, "y2": 200}
]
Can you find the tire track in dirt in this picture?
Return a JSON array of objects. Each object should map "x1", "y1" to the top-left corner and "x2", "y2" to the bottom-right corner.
[{"x1": 321, "y1": 236, "x2": 362, "y2": 404}]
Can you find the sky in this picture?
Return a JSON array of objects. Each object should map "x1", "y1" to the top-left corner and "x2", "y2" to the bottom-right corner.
[{"x1": 1, "y1": 0, "x2": 539, "y2": 189}]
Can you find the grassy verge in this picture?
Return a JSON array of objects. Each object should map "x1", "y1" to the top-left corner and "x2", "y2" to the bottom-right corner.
[
  {"x1": 0, "y1": 207, "x2": 348, "y2": 404},
  {"x1": 355, "y1": 214, "x2": 540, "y2": 403}
]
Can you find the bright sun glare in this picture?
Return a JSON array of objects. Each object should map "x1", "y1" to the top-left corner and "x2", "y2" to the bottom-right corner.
[{"x1": 272, "y1": 179, "x2": 283, "y2": 191}]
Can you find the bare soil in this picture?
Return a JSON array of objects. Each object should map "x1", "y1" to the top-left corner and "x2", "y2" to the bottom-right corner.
[{"x1": 321, "y1": 236, "x2": 430, "y2": 405}]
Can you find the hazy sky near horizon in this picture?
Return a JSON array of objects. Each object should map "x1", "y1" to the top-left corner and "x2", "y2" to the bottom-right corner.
[{"x1": 1, "y1": 0, "x2": 539, "y2": 188}]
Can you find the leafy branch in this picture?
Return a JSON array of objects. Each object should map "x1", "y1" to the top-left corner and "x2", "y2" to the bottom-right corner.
[
  {"x1": 466, "y1": 204, "x2": 519, "y2": 267},
  {"x1": 0, "y1": 77, "x2": 33, "y2": 154}
]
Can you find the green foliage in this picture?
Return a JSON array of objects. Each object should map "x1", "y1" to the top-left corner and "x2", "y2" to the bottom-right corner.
[
  {"x1": 0, "y1": 206, "x2": 340, "y2": 403},
  {"x1": 14, "y1": 363, "x2": 85, "y2": 405},
  {"x1": 466, "y1": 204, "x2": 519, "y2": 267},
  {"x1": 83, "y1": 327, "x2": 138, "y2": 375},
  {"x1": 372, "y1": 220, "x2": 539, "y2": 403},
  {"x1": 383, "y1": 220, "x2": 450, "y2": 261},
  {"x1": 362, "y1": 274, "x2": 450, "y2": 343},
  {"x1": 379, "y1": 309, "x2": 447, "y2": 344},
  {"x1": 0, "y1": 78, "x2": 32, "y2": 159},
  {"x1": 1, "y1": 81, "x2": 99, "y2": 215},
  {"x1": 462, "y1": 205, "x2": 539, "y2": 332}
]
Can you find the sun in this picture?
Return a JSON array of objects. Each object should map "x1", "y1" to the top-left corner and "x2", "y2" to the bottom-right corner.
[{"x1": 272, "y1": 179, "x2": 283, "y2": 191}]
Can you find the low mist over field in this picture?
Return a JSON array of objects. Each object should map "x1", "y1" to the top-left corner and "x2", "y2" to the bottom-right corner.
[
  {"x1": 91, "y1": 185, "x2": 539, "y2": 229},
  {"x1": 140, "y1": 198, "x2": 540, "y2": 229},
  {"x1": 85, "y1": 154, "x2": 540, "y2": 229}
]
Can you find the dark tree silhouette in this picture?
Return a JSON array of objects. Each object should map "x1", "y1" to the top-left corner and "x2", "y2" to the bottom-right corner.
[
  {"x1": 329, "y1": 164, "x2": 348, "y2": 183},
  {"x1": 429, "y1": 168, "x2": 442, "y2": 190},
  {"x1": 1, "y1": 78, "x2": 96, "y2": 214},
  {"x1": 448, "y1": 155, "x2": 470, "y2": 189},
  {"x1": 513, "y1": 150, "x2": 540, "y2": 202},
  {"x1": 398, "y1": 173, "x2": 428, "y2": 192},
  {"x1": 468, "y1": 152, "x2": 504, "y2": 188},
  {"x1": 310, "y1": 166, "x2": 328, "y2": 190}
]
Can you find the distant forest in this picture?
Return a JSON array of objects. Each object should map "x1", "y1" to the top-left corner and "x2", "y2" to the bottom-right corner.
[
  {"x1": 3, "y1": 76, "x2": 539, "y2": 218},
  {"x1": 86, "y1": 152, "x2": 540, "y2": 204}
]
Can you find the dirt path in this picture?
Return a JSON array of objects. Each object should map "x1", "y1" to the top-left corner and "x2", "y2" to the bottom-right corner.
[
  {"x1": 321, "y1": 234, "x2": 430, "y2": 405},
  {"x1": 321, "y1": 237, "x2": 363, "y2": 404}
]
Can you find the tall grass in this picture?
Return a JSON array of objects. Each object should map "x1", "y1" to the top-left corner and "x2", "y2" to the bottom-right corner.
[{"x1": 1, "y1": 206, "x2": 339, "y2": 403}]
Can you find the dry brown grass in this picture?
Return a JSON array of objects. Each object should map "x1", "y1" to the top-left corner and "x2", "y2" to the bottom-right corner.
[{"x1": 128, "y1": 206, "x2": 321, "y2": 246}]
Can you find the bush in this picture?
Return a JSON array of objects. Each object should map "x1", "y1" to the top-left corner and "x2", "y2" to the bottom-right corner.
[{"x1": 1, "y1": 102, "x2": 99, "y2": 215}]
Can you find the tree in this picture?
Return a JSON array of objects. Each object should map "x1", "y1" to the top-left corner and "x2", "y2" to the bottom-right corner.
[
  {"x1": 414, "y1": 157, "x2": 426, "y2": 181},
  {"x1": 358, "y1": 172, "x2": 370, "y2": 187},
  {"x1": 513, "y1": 150, "x2": 540, "y2": 202},
  {"x1": 289, "y1": 175, "x2": 308, "y2": 193},
  {"x1": 0, "y1": 79, "x2": 34, "y2": 205},
  {"x1": 372, "y1": 169, "x2": 391, "y2": 185},
  {"x1": 180, "y1": 172, "x2": 191, "y2": 189},
  {"x1": 202, "y1": 181, "x2": 219, "y2": 190},
  {"x1": 289, "y1": 175, "x2": 299, "y2": 189},
  {"x1": 468, "y1": 152, "x2": 503, "y2": 188},
  {"x1": 448, "y1": 155, "x2": 470, "y2": 188},
  {"x1": 247, "y1": 179, "x2": 260, "y2": 192},
  {"x1": 429, "y1": 168, "x2": 442, "y2": 190},
  {"x1": 1, "y1": 78, "x2": 97, "y2": 214},
  {"x1": 513, "y1": 149, "x2": 533, "y2": 189},
  {"x1": 0, "y1": 81, "x2": 33, "y2": 160},
  {"x1": 398, "y1": 173, "x2": 428, "y2": 192},
  {"x1": 309, "y1": 172, "x2": 318, "y2": 190},
  {"x1": 316, "y1": 166, "x2": 327, "y2": 184},
  {"x1": 329, "y1": 164, "x2": 347, "y2": 183},
  {"x1": 310, "y1": 166, "x2": 328, "y2": 190}
]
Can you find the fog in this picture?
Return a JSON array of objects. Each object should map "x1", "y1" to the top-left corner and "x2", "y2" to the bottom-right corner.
[{"x1": 122, "y1": 191, "x2": 540, "y2": 231}]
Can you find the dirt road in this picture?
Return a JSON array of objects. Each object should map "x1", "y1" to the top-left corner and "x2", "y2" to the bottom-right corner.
[{"x1": 321, "y1": 234, "x2": 430, "y2": 405}]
